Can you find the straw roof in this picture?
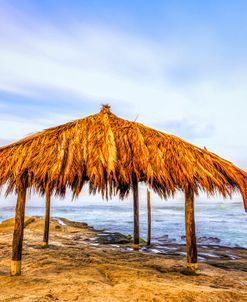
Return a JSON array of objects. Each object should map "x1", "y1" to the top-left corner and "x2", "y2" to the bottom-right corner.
[{"x1": 0, "y1": 105, "x2": 246, "y2": 209}]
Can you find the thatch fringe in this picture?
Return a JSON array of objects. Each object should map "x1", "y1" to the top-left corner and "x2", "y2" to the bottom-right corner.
[{"x1": 0, "y1": 105, "x2": 246, "y2": 210}]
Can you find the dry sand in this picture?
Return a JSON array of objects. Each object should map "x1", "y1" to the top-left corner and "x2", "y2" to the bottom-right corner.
[{"x1": 0, "y1": 217, "x2": 246, "y2": 302}]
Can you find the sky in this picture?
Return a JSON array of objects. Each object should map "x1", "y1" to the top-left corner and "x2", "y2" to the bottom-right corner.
[{"x1": 0, "y1": 0, "x2": 247, "y2": 206}]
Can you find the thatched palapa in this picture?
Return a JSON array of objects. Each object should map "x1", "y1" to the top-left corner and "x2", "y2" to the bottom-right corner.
[
  {"x1": 0, "y1": 104, "x2": 246, "y2": 276},
  {"x1": 0, "y1": 104, "x2": 246, "y2": 205}
]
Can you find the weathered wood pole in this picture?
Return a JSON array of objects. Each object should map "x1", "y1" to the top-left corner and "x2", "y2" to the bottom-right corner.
[
  {"x1": 42, "y1": 187, "x2": 51, "y2": 248},
  {"x1": 132, "y1": 175, "x2": 139, "y2": 250},
  {"x1": 11, "y1": 183, "x2": 27, "y2": 276},
  {"x1": 185, "y1": 186, "x2": 198, "y2": 271},
  {"x1": 147, "y1": 189, "x2": 151, "y2": 246}
]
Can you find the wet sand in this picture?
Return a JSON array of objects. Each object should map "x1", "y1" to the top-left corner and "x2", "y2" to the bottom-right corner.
[{"x1": 0, "y1": 217, "x2": 246, "y2": 302}]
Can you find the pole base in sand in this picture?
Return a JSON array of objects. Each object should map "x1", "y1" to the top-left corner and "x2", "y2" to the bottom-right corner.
[
  {"x1": 132, "y1": 244, "x2": 139, "y2": 250},
  {"x1": 187, "y1": 262, "x2": 198, "y2": 272},
  {"x1": 10, "y1": 260, "x2": 21, "y2": 276},
  {"x1": 42, "y1": 241, "x2": 49, "y2": 248}
]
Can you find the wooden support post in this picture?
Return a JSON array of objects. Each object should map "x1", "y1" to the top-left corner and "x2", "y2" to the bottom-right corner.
[
  {"x1": 11, "y1": 184, "x2": 27, "y2": 276},
  {"x1": 42, "y1": 187, "x2": 51, "y2": 248},
  {"x1": 185, "y1": 187, "x2": 198, "y2": 271},
  {"x1": 132, "y1": 176, "x2": 139, "y2": 250},
  {"x1": 147, "y1": 189, "x2": 151, "y2": 246}
]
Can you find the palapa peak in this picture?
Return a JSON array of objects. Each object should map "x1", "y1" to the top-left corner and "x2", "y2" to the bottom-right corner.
[
  {"x1": 100, "y1": 104, "x2": 111, "y2": 114},
  {"x1": 0, "y1": 104, "x2": 246, "y2": 210}
]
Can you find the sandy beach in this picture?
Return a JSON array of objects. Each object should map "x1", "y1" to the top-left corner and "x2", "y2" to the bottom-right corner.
[{"x1": 0, "y1": 217, "x2": 246, "y2": 302}]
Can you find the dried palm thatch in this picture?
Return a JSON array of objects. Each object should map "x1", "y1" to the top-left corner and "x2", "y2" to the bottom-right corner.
[{"x1": 0, "y1": 105, "x2": 246, "y2": 210}]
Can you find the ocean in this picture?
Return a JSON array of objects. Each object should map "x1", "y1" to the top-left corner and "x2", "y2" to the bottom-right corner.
[{"x1": 1, "y1": 198, "x2": 246, "y2": 248}]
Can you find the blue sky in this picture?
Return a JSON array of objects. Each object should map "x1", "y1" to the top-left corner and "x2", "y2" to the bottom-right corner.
[{"x1": 0, "y1": 1, "x2": 247, "y2": 176}]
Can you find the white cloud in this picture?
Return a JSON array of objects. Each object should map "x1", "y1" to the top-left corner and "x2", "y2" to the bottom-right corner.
[{"x1": 0, "y1": 6, "x2": 246, "y2": 174}]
